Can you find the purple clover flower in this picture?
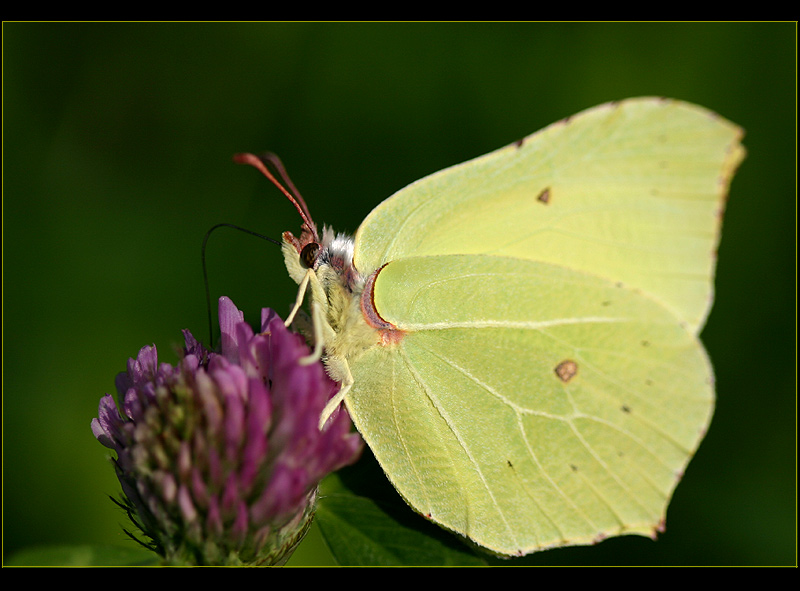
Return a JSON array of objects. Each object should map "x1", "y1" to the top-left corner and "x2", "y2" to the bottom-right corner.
[{"x1": 92, "y1": 297, "x2": 363, "y2": 565}]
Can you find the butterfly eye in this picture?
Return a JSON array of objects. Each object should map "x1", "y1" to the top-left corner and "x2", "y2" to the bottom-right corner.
[{"x1": 300, "y1": 242, "x2": 320, "y2": 268}]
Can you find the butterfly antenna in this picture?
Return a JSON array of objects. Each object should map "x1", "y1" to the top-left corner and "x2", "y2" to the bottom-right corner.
[
  {"x1": 202, "y1": 222, "x2": 280, "y2": 347},
  {"x1": 233, "y1": 152, "x2": 319, "y2": 243},
  {"x1": 257, "y1": 152, "x2": 314, "y2": 221}
]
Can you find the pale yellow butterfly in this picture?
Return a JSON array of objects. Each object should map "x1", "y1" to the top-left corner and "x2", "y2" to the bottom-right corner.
[{"x1": 236, "y1": 97, "x2": 744, "y2": 556}]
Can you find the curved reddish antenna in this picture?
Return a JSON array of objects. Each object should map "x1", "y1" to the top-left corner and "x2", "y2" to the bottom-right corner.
[
  {"x1": 233, "y1": 152, "x2": 319, "y2": 242},
  {"x1": 257, "y1": 152, "x2": 314, "y2": 222}
]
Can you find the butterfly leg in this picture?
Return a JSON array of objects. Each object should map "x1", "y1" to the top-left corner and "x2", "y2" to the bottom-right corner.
[
  {"x1": 297, "y1": 270, "x2": 337, "y2": 366},
  {"x1": 284, "y1": 268, "x2": 312, "y2": 327},
  {"x1": 299, "y1": 295, "x2": 327, "y2": 366},
  {"x1": 318, "y1": 358, "x2": 354, "y2": 430},
  {"x1": 284, "y1": 268, "x2": 333, "y2": 365}
]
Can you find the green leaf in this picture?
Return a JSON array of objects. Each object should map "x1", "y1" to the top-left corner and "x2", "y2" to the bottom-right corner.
[
  {"x1": 5, "y1": 544, "x2": 159, "y2": 566},
  {"x1": 316, "y1": 451, "x2": 486, "y2": 566}
]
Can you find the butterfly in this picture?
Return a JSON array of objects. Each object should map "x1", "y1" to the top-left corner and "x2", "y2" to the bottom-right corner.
[{"x1": 235, "y1": 97, "x2": 744, "y2": 556}]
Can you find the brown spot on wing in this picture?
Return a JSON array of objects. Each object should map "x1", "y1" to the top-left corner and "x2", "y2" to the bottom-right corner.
[
  {"x1": 555, "y1": 359, "x2": 578, "y2": 382},
  {"x1": 536, "y1": 187, "x2": 551, "y2": 204}
]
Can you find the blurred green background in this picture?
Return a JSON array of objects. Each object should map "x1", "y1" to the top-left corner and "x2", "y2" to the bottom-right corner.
[{"x1": 3, "y1": 22, "x2": 795, "y2": 566}]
